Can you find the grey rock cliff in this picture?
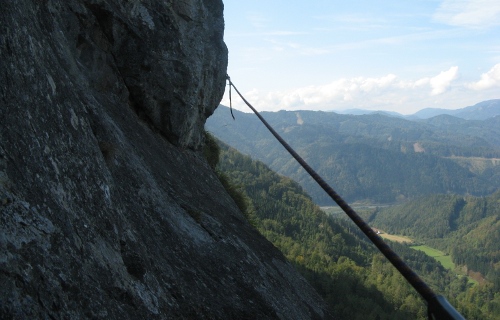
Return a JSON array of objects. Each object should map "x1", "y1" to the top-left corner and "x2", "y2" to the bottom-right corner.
[{"x1": 1, "y1": 0, "x2": 332, "y2": 319}]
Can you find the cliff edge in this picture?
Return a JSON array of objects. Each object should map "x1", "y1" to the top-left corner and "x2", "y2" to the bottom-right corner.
[{"x1": 1, "y1": 0, "x2": 332, "y2": 319}]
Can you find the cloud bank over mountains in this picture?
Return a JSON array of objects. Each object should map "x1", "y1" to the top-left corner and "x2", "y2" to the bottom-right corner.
[{"x1": 222, "y1": 63, "x2": 500, "y2": 114}]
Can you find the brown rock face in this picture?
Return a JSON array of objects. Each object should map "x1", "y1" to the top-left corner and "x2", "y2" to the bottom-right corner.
[{"x1": 1, "y1": 0, "x2": 332, "y2": 319}]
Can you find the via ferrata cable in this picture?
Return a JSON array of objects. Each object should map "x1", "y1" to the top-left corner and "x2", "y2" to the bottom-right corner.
[{"x1": 225, "y1": 75, "x2": 465, "y2": 320}]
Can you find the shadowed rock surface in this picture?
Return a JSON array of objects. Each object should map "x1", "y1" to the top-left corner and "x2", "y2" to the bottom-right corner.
[{"x1": 0, "y1": 0, "x2": 332, "y2": 319}]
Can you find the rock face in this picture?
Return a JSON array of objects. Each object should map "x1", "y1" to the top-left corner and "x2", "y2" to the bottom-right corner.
[{"x1": 1, "y1": 1, "x2": 332, "y2": 319}]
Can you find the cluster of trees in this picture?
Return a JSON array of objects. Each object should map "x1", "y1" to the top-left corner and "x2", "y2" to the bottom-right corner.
[{"x1": 209, "y1": 135, "x2": 499, "y2": 319}]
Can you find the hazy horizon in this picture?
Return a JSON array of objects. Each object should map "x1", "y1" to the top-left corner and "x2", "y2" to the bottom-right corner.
[{"x1": 219, "y1": 98, "x2": 499, "y2": 116}]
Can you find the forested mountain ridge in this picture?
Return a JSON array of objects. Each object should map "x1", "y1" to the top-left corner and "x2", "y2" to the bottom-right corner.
[
  {"x1": 419, "y1": 114, "x2": 500, "y2": 149},
  {"x1": 214, "y1": 138, "x2": 499, "y2": 319},
  {"x1": 206, "y1": 105, "x2": 500, "y2": 204}
]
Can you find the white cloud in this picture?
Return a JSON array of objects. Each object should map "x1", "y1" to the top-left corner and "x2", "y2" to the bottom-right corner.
[
  {"x1": 246, "y1": 13, "x2": 269, "y2": 29},
  {"x1": 414, "y1": 78, "x2": 430, "y2": 87},
  {"x1": 315, "y1": 13, "x2": 390, "y2": 30},
  {"x1": 406, "y1": 67, "x2": 459, "y2": 95},
  {"x1": 220, "y1": 67, "x2": 499, "y2": 115},
  {"x1": 468, "y1": 63, "x2": 500, "y2": 89},
  {"x1": 265, "y1": 31, "x2": 308, "y2": 36},
  {"x1": 222, "y1": 74, "x2": 404, "y2": 112},
  {"x1": 434, "y1": 0, "x2": 500, "y2": 28},
  {"x1": 257, "y1": 28, "x2": 467, "y2": 58},
  {"x1": 360, "y1": 74, "x2": 397, "y2": 91},
  {"x1": 227, "y1": 31, "x2": 308, "y2": 37},
  {"x1": 429, "y1": 66, "x2": 459, "y2": 95}
]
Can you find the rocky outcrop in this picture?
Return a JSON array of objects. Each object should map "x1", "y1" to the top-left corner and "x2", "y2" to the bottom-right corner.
[{"x1": 1, "y1": 0, "x2": 332, "y2": 319}]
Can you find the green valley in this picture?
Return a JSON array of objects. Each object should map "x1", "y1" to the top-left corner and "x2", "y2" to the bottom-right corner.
[{"x1": 207, "y1": 134, "x2": 499, "y2": 319}]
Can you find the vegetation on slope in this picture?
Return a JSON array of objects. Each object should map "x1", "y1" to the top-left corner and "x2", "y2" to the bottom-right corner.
[
  {"x1": 214, "y1": 140, "x2": 421, "y2": 319},
  {"x1": 207, "y1": 134, "x2": 498, "y2": 319}
]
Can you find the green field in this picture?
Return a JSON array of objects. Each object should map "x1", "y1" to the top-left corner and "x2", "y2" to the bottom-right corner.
[{"x1": 410, "y1": 245, "x2": 455, "y2": 270}]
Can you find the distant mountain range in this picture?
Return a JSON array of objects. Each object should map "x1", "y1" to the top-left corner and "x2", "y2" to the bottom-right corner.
[
  {"x1": 337, "y1": 99, "x2": 500, "y2": 120},
  {"x1": 206, "y1": 100, "x2": 500, "y2": 204}
]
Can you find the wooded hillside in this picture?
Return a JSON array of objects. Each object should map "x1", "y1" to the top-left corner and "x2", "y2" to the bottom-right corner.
[{"x1": 213, "y1": 137, "x2": 499, "y2": 319}]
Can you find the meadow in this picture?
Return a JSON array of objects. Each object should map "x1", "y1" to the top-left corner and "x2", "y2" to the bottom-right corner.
[{"x1": 410, "y1": 245, "x2": 455, "y2": 270}]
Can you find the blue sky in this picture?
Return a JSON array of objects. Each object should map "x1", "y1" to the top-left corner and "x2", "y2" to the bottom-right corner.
[{"x1": 221, "y1": 0, "x2": 500, "y2": 114}]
